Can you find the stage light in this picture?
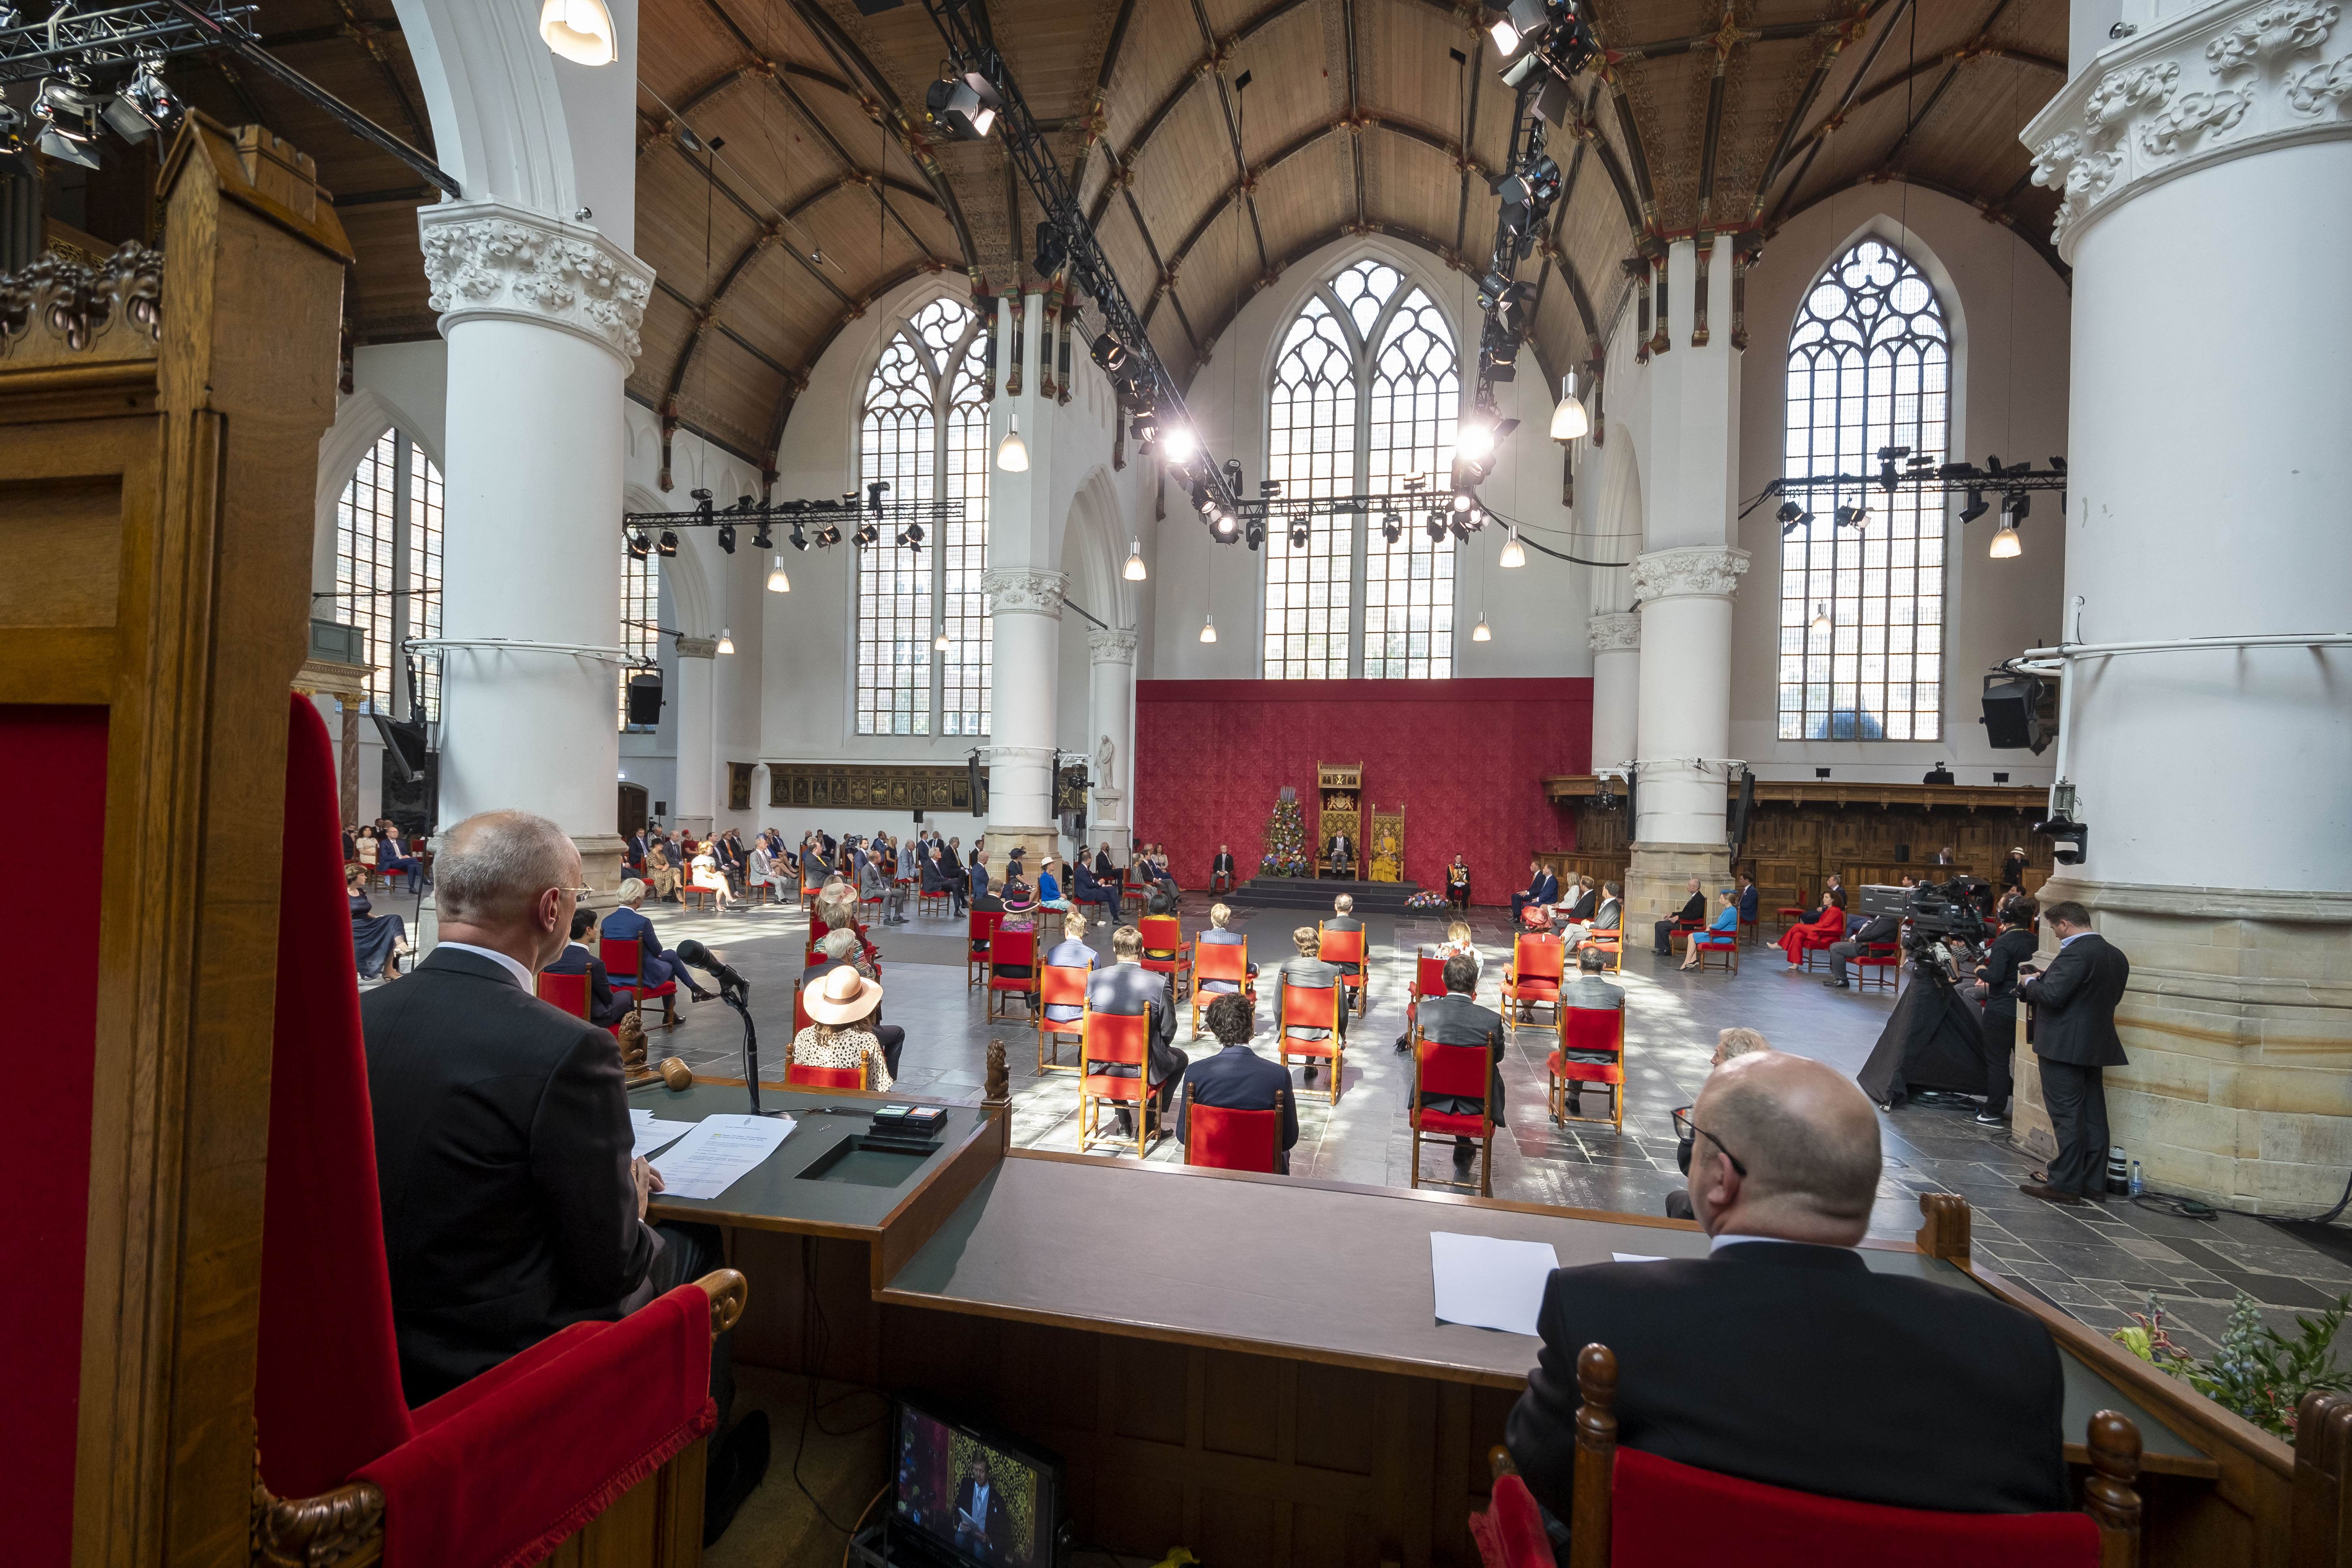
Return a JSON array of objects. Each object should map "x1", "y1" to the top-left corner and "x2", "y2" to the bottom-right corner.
[
  {"x1": 1775, "y1": 500, "x2": 1805, "y2": 534},
  {"x1": 853, "y1": 521, "x2": 880, "y2": 548},
  {"x1": 1211, "y1": 511, "x2": 1238, "y2": 541},
  {"x1": 1875, "y1": 444, "x2": 1910, "y2": 492},
  {"x1": 1090, "y1": 334, "x2": 1132, "y2": 375},
  {"x1": 627, "y1": 531, "x2": 650, "y2": 560},
  {"x1": 1288, "y1": 519, "x2": 1310, "y2": 549},
  {"x1": 1810, "y1": 602, "x2": 1832, "y2": 635},
  {"x1": 925, "y1": 67, "x2": 1002, "y2": 140},
  {"x1": 657, "y1": 530, "x2": 679, "y2": 557},
  {"x1": 1490, "y1": 16, "x2": 1522, "y2": 54},
  {"x1": 104, "y1": 50, "x2": 181, "y2": 142},
  {"x1": 1458, "y1": 420, "x2": 1496, "y2": 461},
  {"x1": 35, "y1": 73, "x2": 103, "y2": 169},
  {"x1": 1124, "y1": 541, "x2": 1147, "y2": 581},
  {"x1": 1958, "y1": 489, "x2": 1989, "y2": 523},
  {"x1": 767, "y1": 556, "x2": 791, "y2": 592},
  {"x1": 1425, "y1": 516, "x2": 1447, "y2": 543},
  {"x1": 1834, "y1": 504, "x2": 1867, "y2": 528},
  {"x1": 1199, "y1": 614, "x2": 1217, "y2": 644},
  {"x1": 2006, "y1": 491, "x2": 2031, "y2": 522},
  {"x1": 1472, "y1": 615, "x2": 1493, "y2": 642},
  {"x1": 1381, "y1": 511, "x2": 1403, "y2": 545},
  {"x1": 1450, "y1": 516, "x2": 1471, "y2": 542},
  {"x1": 788, "y1": 521, "x2": 808, "y2": 552},
  {"x1": 540, "y1": 0, "x2": 618, "y2": 64},
  {"x1": 1989, "y1": 518, "x2": 2022, "y2": 558},
  {"x1": 1497, "y1": 154, "x2": 1562, "y2": 243},
  {"x1": 1160, "y1": 425, "x2": 1197, "y2": 463},
  {"x1": 898, "y1": 521, "x2": 926, "y2": 549},
  {"x1": 815, "y1": 523, "x2": 842, "y2": 548},
  {"x1": 715, "y1": 627, "x2": 734, "y2": 655},
  {"x1": 1453, "y1": 492, "x2": 1473, "y2": 513},
  {"x1": 996, "y1": 413, "x2": 1028, "y2": 471},
  {"x1": 1495, "y1": 0, "x2": 1561, "y2": 55},
  {"x1": 1465, "y1": 505, "x2": 1485, "y2": 528},
  {"x1": 752, "y1": 523, "x2": 773, "y2": 551},
  {"x1": 717, "y1": 523, "x2": 736, "y2": 555},
  {"x1": 1244, "y1": 518, "x2": 1267, "y2": 551},
  {"x1": 1499, "y1": 528, "x2": 1526, "y2": 569},
  {"x1": 1550, "y1": 372, "x2": 1588, "y2": 441}
]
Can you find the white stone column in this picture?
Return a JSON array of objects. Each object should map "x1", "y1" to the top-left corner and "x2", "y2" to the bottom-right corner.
[
  {"x1": 672, "y1": 636, "x2": 716, "y2": 837},
  {"x1": 1087, "y1": 625, "x2": 1138, "y2": 860},
  {"x1": 1586, "y1": 612, "x2": 1640, "y2": 775},
  {"x1": 980, "y1": 568, "x2": 1067, "y2": 870},
  {"x1": 2016, "y1": 0, "x2": 2352, "y2": 1207},
  {"x1": 420, "y1": 202, "x2": 653, "y2": 890}
]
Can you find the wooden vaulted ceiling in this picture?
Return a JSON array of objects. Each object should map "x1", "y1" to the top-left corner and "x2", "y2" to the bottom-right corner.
[
  {"x1": 629, "y1": 0, "x2": 2069, "y2": 473},
  {"x1": 151, "y1": 0, "x2": 2067, "y2": 474}
]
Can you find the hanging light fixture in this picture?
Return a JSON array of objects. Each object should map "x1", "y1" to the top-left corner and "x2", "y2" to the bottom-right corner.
[
  {"x1": 1199, "y1": 614, "x2": 1217, "y2": 644},
  {"x1": 996, "y1": 412, "x2": 1029, "y2": 472},
  {"x1": 1549, "y1": 371, "x2": 1589, "y2": 442},
  {"x1": 539, "y1": 0, "x2": 618, "y2": 64},
  {"x1": 935, "y1": 628, "x2": 953, "y2": 651},
  {"x1": 1810, "y1": 602, "x2": 1832, "y2": 635},
  {"x1": 766, "y1": 555, "x2": 791, "y2": 592},
  {"x1": 1472, "y1": 615, "x2": 1493, "y2": 642},
  {"x1": 1499, "y1": 528, "x2": 1527, "y2": 569},
  {"x1": 1123, "y1": 541, "x2": 1148, "y2": 581},
  {"x1": 1160, "y1": 426, "x2": 1197, "y2": 463},
  {"x1": 715, "y1": 627, "x2": 735, "y2": 655},
  {"x1": 1989, "y1": 516, "x2": 2022, "y2": 558},
  {"x1": 1457, "y1": 420, "x2": 1497, "y2": 461}
]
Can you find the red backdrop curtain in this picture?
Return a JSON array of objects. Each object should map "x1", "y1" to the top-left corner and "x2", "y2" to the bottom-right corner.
[{"x1": 1133, "y1": 678, "x2": 1590, "y2": 902}]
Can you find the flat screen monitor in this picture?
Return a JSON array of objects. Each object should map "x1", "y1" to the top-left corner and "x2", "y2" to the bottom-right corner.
[{"x1": 890, "y1": 1392, "x2": 1060, "y2": 1568}]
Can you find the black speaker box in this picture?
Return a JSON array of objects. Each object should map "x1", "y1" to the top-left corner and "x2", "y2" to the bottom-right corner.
[
  {"x1": 626, "y1": 672, "x2": 664, "y2": 728},
  {"x1": 1980, "y1": 676, "x2": 2037, "y2": 750}
]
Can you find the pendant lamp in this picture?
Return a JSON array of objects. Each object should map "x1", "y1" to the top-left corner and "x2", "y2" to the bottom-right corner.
[
  {"x1": 1550, "y1": 372, "x2": 1589, "y2": 442},
  {"x1": 766, "y1": 556, "x2": 790, "y2": 592},
  {"x1": 1499, "y1": 528, "x2": 1526, "y2": 569},
  {"x1": 1472, "y1": 615, "x2": 1493, "y2": 642},
  {"x1": 539, "y1": 0, "x2": 617, "y2": 64},
  {"x1": 996, "y1": 413, "x2": 1028, "y2": 472},
  {"x1": 1123, "y1": 541, "x2": 1148, "y2": 581},
  {"x1": 1199, "y1": 614, "x2": 1217, "y2": 644},
  {"x1": 715, "y1": 627, "x2": 735, "y2": 655},
  {"x1": 1989, "y1": 517, "x2": 2022, "y2": 558}
]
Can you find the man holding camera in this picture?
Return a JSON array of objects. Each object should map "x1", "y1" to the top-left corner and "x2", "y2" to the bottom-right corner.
[{"x1": 2017, "y1": 901, "x2": 2130, "y2": 1205}]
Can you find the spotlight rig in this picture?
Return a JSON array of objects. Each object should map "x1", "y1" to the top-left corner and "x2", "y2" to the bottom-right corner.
[
  {"x1": 1748, "y1": 455, "x2": 2069, "y2": 552},
  {"x1": 622, "y1": 492, "x2": 964, "y2": 558}
]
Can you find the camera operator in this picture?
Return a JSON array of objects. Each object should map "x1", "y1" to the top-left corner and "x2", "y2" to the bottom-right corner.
[{"x1": 1969, "y1": 895, "x2": 2039, "y2": 1125}]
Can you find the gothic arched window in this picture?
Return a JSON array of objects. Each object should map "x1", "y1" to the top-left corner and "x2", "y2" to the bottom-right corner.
[
  {"x1": 1264, "y1": 259, "x2": 1458, "y2": 679},
  {"x1": 857, "y1": 296, "x2": 992, "y2": 735},
  {"x1": 1778, "y1": 239, "x2": 1949, "y2": 741},
  {"x1": 332, "y1": 428, "x2": 443, "y2": 720},
  {"x1": 619, "y1": 547, "x2": 660, "y2": 731}
]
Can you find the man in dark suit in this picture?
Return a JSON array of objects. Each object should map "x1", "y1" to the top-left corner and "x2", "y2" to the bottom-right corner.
[
  {"x1": 967, "y1": 854, "x2": 998, "y2": 911},
  {"x1": 1653, "y1": 876, "x2": 1706, "y2": 955},
  {"x1": 2019, "y1": 901, "x2": 2131, "y2": 1204},
  {"x1": 1415, "y1": 955, "x2": 1506, "y2": 1169},
  {"x1": 1180, "y1": 993, "x2": 1299, "y2": 1172},
  {"x1": 1067, "y1": 856, "x2": 1120, "y2": 921},
  {"x1": 1506, "y1": 1051, "x2": 2068, "y2": 1540},
  {"x1": 1823, "y1": 907, "x2": 1900, "y2": 989},
  {"x1": 1084, "y1": 924, "x2": 1188, "y2": 1136},
  {"x1": 952, "y1": 1452, "x2": 1014, "y2": 1562},
  {"x1": 1096, "y1": 842, "x2": 1116, "y2": 880},
  {"x1": 1325, "y1": 831, "x2": 1355, "y2": 877},
  {"x1": 1042, "y1": 912, "x2": 1101, "y2": 1032},
  {"x1": 1324, "y1": 892, "x2": 1366, "y2": 1008},
  {"x1": 1510, "y1": 859, "x2": 1559, "y2": 924},
  {"x1": 1210, "y1": 843, "x2": 1238, "y2": 893},
  {"x1": 542, "y1": 907, "x2": 633, "y2": 1027},
  {"x1": 1274, "y1": 924, "x2": 1348, "y2": 1086},
  {"x1": 601, "y1": 880, "x2": 714, "y2": 1004}
]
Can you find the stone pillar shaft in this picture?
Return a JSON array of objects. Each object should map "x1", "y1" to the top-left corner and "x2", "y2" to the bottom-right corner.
[
  {"x1": 1586, "y1": 612, "x2": 1639, "y2": 775},
  {"x1": 981, "y1": 568, "x2": 1067, "y2": 871},
  {"x1": 673, "y1": 638, "x2": 716, "y2": 832},
  {"x1": 1088, "y1": 625, "x2": 1138, "y2": 862}
]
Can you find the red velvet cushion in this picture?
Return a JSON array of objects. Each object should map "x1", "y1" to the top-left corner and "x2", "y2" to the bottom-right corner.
[
  {"x1": 1546, "y1": 1051, "x2": 1624, "y2": 1087},
  {"x1": 1414, "y1": 1108, "x2": 1489, "y2": 1137},
  {"x1": 1470, "y1": 1474, "x2": 1554, "y2": 1568},
  {"x1": 359, "y1": 1286, "x2": 717, "y2": 1568},
  {"x1": 1609, "y1": 1446, "x2": 2099, "y2": 1568},
  {"x1": 1509, "y1": 978, "x2": 1561, "y2": 999},
  {"x1": 257, "y1": 696, "x2": 416, "y2": 1496},
  {"x1": 1187, "y1": 1104, "x2": 1280, "y2": 1172}
]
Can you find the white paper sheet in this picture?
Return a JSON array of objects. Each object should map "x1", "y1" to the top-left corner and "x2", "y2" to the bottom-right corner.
[
  {"x1": 1429, "y1": 1231, "x2": 1561, "y2": 1337},
  {"x1": 631, "y1": 1111, "x2": 696, "y2": 1159},
  {"x1": 647, "y1": 1113, "x2": 796, "y2": 1200},
  {"x1": 1611, "y1": 1252, "x2": 1667, "y2": 1264}
]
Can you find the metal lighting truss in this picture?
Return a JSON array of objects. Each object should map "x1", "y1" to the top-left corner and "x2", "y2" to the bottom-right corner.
[
  {"x1": 916, "y1": 0, "x2": 1238, "y2": 519},
  {"x1": 622, "y1": 492, "x2": 965, "y2": 550},
  {"x1": 0, "y1": 2, "x2": 254, "y2": 81},
  {"x1": 1745, "y1": 457, "x2": 2070, "y2": 525}
]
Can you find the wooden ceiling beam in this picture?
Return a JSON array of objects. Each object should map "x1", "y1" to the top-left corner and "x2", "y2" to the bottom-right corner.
[
  {"x1": 1067, "y1": 0, "x2": 1142, "y2": 194},
  {"x1": 1175, "y1": 217, "x2": 1466, "y2": 373},
  {"x1": 1184, "y1": 0, "x2": 1272, "y2": 276},
  {"x1": 325, "y1": 0, "x2": 433, "y2": 150},
  {"x1": 757, "y1": 255, "x2": 958, "y2": 470},
  {"x1": 1748, "y1": 0, "x2": 1904, "y2": 222},
  {"x1": 1773, "y1": 170, "x2": 2068, "y2": 283}
]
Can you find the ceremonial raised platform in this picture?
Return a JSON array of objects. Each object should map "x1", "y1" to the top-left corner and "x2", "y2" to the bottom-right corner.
[{"x1": 1226, "y1": 875, "x2": 1428, "y2": 913}]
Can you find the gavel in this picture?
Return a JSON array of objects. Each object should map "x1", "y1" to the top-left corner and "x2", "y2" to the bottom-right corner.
[{"x1": 630, "y1": 1057, "x2": 694, "y2": 1091}]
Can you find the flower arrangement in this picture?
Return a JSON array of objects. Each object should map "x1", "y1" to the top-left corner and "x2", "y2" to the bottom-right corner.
[
  {"x1": 2112, "y1": 1288, "x2": 2352, "y2": 1438},
  {"x1": 1404, "y1": 889, "x2": 1447, "y2": 909},
  {"x1": 1260, "y1": 794, "x2": 1312, "y2": 877}
]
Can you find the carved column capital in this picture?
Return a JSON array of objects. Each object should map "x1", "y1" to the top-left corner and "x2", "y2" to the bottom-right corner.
[
  {"x1": 2023, "y1": 0, "x2": 2351, "y2": 259},
  {"x1": 417, "y1": 200, "x2": 655, "y2": 366},
  {"x1": 984, "y1": 743, "x2": 1060, "y2": 764},
  {"x1": 1631, "y1": 546, "x2": 1750, "y2": 603},
  {"x1": 1586, "y1": 611, "x2": 1641, "y2": 653},
  {"x1": 1087, "y1": 625, "x2": 1139, "y2": 664},
  {"x1": 980, "y1": 568, "x2": 1068, "y2": 618},
  {"x1": 673, "y1": 636, "x2": 718, "y2": 659}
]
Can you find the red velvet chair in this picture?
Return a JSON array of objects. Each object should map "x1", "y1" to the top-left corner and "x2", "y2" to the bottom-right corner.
[
  {"x1": 1317, "y1": 923, "x2": 1368, "y2": 1017},
  {"x1": 965, "y1": 908, "x2": 1004, "y2": 990},
  {"x1": 535, "y1": 969, "x2": 590, "y2": 1020},
  {"x1": 1777, "y1": 905, "x2": 1846, "y2": 969},
  {"x1": 791, "y1": 977, "x2": 814, "y2": 1036},
  {"x1": 1139, "y1": 913, "x2": 1192, "y2": 999},
  {"x1": 1188, "y1": 940, "x2": 1256, "y2": 1037},
  {"x1": 601, "y1": 934, "x2": 679, "y2": 1028},
  {"x1": 1689, "y1": 926, "x2": 1740, "y2": 974},
  {"x1": 1078, "y1": 1008, "x2": 1168, "y2": 1157},
  {"x1": 1276, "y1": 982, "x2": 1345, "y2": 1107},
  {"x1": 1546, "y1": 1006, "x2": 1628, "y2": 1131},
  {"x1": 1540, "y1": 1343, "x2": 2144, "y2": 1568},
  {"x1": 786, "y1": 1062, "x2": 866, "y2": 1090},
  {"x1": 1404, "y1": 951, "x2": 1452, "y2": 1040},
  {"x1": 1503, "y1": 932, "x2": 1567, "y2": 1043},
  {"x1": 1468, "y1": 1470, "x2": 1553, "y2": 1568},
  {"x1": 1120, "y1": 867, "x2": 1153, "y2": 914},
  {"x1": 1579, "y1": 929, "x2": 1625, "y2": 974},
  {"x1": 255, "y1": 696, "x2": 737, "y2": 1568},
  {"x1": 986, "y1": 927, "x2": 1038, "y2": 1020},
  {"x1": 1409, "y1": 1037, "x2": 1495, "y2": 1196},
  {"x1": 1036, "y1": 963, "x2": 1090, "y2": 1073},
  {"x1": 1854, "y1": 940, "x2": 1902, "y2": 991},
  {"x1": 1182, "y1": 1095, "x2": 1281, "y2": 1174}
]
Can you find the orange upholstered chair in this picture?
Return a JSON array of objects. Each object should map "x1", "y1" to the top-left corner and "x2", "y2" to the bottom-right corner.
[
  {"x1": 1503, "y1": 932, "x2": 1567, "y2": 1042},
  {"x1": 1317, "y1": 924, "x2": 1369, "y2": 1017},
  {"x1": 1409, "y1": 1037, "x2": 1495, "y2": 1195},
  {"x1": 1276, "y1": 982, "x2": 1345, "y2": 1106},
  {"x1": 1078, "y1": 1008, "x2": 1168, "y2": 1157},
  {"x1": 986, "y1": 926, "x2": 1037, "y2": 1020},
  {"x1": 1189, "y1": 940, "x2": 1256, "y2": 1036},
  {"x1": 1182, "y1": 1096, "x2": 1282, "y2": 1174},
  {"x1": 1036, "y1": 963, "x2": 1090, "y2": 1073},
  {"x1": 601, "y1": 935, "x2": 678, "y2": 1029},
  {"x1": 534, "y1": 969, "x2": 589, "y2": 1020},
  {"x1": 1546, "y1": 1006, "x2": 1628, "y2": 1131},
  {"x1": 1854, "y1": 940, "x2": 1902, "y2": 991},
  {"x1": 786, "y1": 1062, "x2": 866, "y2": 1090},
  {"x1": 1139, "y1": 913, "x2": 1192, "y2": 999},
  {"x1": 965, "y1": 908, "x2": 1004, "y2": 990},
  {"x1": 1777, "y1": 905, "x2": 1846, "y2": 969}
]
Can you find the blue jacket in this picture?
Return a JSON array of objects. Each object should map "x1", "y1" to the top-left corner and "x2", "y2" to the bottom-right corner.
[
  {"x1": 1738, "y1": 884, "x2": 1759, "y2": 921},
  {"x1": 1038, "y1": 870, "x2": 1062, "y2": 903}
]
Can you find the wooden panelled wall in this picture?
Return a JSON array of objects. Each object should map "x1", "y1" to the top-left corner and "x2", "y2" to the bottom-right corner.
[{"x1": 1539, "y1": 795, "x2": 2056, "y2": 911}]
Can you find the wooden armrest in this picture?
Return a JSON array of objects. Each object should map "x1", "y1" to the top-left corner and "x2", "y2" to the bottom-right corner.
[
  {"x1": 693, "y1": 1268, "x2": 748, "y2": 1333},
  {"x1": 252, "y1": 1446, "x2": 386, "y2": 1568}
]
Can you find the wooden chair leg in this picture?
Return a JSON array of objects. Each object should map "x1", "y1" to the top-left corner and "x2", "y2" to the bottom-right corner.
[
  {"x1": 1410, "y1": 1126, "x2": 1422, "y2": 1189},
  {"x1": 1481, "y1": 1135, "x2": 1493, "y2": 1198}
]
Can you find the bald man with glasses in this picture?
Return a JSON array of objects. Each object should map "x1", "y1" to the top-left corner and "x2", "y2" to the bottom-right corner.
[{"x1": 1505, "y1": 1052, "x2": 2068, "y2": 1546}]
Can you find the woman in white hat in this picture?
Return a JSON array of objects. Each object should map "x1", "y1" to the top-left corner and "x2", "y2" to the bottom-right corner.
[{"x1": 793, "y1": 964, "x2": 893, "y2": 1090}]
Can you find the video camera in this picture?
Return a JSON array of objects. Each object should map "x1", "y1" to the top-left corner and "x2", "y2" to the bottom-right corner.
[{"x1": 1856, "y1": 877, "x2": 1992, "y2": 961}]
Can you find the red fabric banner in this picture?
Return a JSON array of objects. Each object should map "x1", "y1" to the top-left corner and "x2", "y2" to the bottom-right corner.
[{"x1": 1133, "y1": 678, "x2": 1590, "y2": 902}]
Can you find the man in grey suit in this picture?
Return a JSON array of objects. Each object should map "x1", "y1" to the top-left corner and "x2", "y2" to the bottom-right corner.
[
  {"x1": 1564, "y1": 881, "x2": 1623, "y2": 949},
  {"x1": 2018, "y1": 901, "x2": 2131, "y2": 1205},
  {"x1": 1042, "y1": 912, "x2": 1101, "y2": 1030},
  {"x1": 1414, "y1": 955, "x2": 1506, "y2": 1168},
  {"x1": 1557, "y1": 946, "x2": 1625, "y2": 1116},
  {"x1": 1274, "y1": 924, "x2": 1349, "y2": 1086},
  {"x1": 1084, "y1": 924, "x2": 1187, "y2": 1137}
]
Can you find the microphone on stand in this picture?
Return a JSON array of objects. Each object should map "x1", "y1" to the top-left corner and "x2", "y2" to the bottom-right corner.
[
  {"x1": 674, "y1": 939, "x2": 749, "y2": 995},
  {"x1": 672, "y1": 941, "x2": 773, "y2": 1115}
]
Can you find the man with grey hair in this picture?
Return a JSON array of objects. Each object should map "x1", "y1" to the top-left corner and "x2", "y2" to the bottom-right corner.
[
  {"x1": 1557, "y1": 945, "x2": 1624, "y2": 1118},
  {"x1": 603, "y1": 877, "x2": 714, "y2": 1009},
  {"x1": 1508, "y1": 1051, "x2": 2068, "y2": 1538}
]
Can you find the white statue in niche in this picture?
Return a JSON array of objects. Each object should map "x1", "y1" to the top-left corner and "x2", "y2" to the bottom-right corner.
[{"x1": 1096, "y1": 733, "x2": 1115, "y2": 783}]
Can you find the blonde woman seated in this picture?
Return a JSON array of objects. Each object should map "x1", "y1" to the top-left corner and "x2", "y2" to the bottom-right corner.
[
  {"x1": 689, "y1": 844, "x2": 737, "y2": 912},
  {"x1": 792, "y1": 965, "x2": 894, "y2": 1090},
  {"x1": 1432, "y1": 919, "x2": 1482, "y2": 983}
]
